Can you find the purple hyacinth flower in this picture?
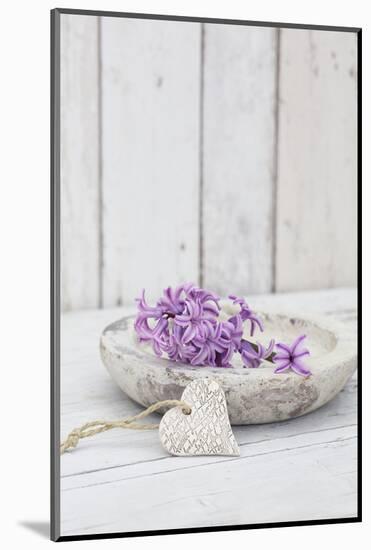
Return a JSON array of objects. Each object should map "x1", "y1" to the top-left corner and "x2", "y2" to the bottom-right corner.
[
  {"x1": 191, "y1": 321, "x2": 230, "y2": 367},
  {"x1": 157, "y1": 284, "x2": 188, "y2": 315},
  {"x1": 134, "y1": 289, "x2": 166, "y2": 342},
  {"x1": 161, "y1": 324, "x2": 199, "y2": 363},
  {"x1": 177, "y1": 284, "x2": 221, "y2": 320},
  {"x1": 135, "y1": 289, "x2": 163, "y2": 319},
  {"x1": 188, "y1": 287, "x2": 221, "y2": 317},
  {"x1": 174, "y1": 299, "x2": 214, "y2": 343},
  {"x1": 228, "y1": 295, "x2": 264, "y2": 336},
  {"x1": 240, "y1": 339, "x2": 275, "y2": 368},
  {"x1": 273, "y1": 334, "x2": 311, "y2": 377},
  {"x1": 134, "y1": 283, "x2": 223, "y2": 361},
  {"x1": 208, "y1": 316, "x2": 243, "y2": 367},
  {"x1": 226, "y1": 315, "x2": 244, "y2": 348},
  {"x1": 134, "y1": 283, "x2": 287, "y2": 371}
]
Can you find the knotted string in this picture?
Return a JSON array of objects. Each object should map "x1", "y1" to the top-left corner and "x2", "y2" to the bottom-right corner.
[{"x1": 60, "y1": 399, "x2": 192, "y2": 454}]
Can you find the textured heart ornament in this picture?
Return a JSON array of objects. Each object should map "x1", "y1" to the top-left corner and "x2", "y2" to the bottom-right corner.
[{"x1": 159, "y1": 379, "x2": 240, "y2": 456}]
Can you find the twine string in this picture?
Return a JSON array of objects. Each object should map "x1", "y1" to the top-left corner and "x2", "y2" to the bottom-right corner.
[{"x1": 60, "y1": 399, "x2": 192, "y2": 454}]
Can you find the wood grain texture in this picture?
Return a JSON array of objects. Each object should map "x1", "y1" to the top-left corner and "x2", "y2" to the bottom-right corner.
[
  {"x1": 59, "y1": 21, "x2": 358, "y2": 310},
  {"x1": 202, "y1": 25, "x2": 277, "y2": 296},
  {"x1": 60, "y1": 289, "x2": 357, "y2": 536},
  {"x1": 100, "y1": 17, "x2": 201, "y2": 307},
  {"x1": 61, "y1": 432, "x2": 356, "y2": 534},
  {"x1": 276, "y1": 30, "x2": 357, "y2": 291},
  {"x1": 60, "y1": 14, "x2": 100, "y2": 311}
]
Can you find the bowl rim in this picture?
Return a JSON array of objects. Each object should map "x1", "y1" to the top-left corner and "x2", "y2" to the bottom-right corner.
[{"x1": 100, "y1": 308, "x2": 357, "y2": 380}]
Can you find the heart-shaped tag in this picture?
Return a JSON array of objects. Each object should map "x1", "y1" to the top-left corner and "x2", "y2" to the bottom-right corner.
[{"x1": 159, "y1": 379, "x2": 240, "y2": 457}]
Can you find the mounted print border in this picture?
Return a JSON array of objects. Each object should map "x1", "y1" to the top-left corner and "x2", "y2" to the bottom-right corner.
[{"x1": 51, "y1": 8, "x2": 362, "y2": 542}]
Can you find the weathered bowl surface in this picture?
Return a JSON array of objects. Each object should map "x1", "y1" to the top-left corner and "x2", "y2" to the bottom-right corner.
[{"x1": 100, "y1": 306, "x2": 357, "y2": 425}]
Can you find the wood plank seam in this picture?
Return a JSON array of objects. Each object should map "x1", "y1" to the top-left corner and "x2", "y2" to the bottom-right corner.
[{"x1": 271, "y1": 27, "x2": 281, "y2": 293}]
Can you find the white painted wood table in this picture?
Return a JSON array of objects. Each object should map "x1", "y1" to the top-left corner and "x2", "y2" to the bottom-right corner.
[{"x1": 60, "y1": 288, "x2": 358, "y2": 537}]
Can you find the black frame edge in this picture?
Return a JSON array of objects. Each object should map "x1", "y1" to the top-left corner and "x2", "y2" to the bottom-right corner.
[
  {"x1": 51, "y1": 7, "x2": 61, "y2": 543},
  {"x1": 356, "y1": 27, "x2": 362, "y2": 523},
  {"x1": 57, "y1": 517, "x2": 361, "y2": 542},
  {"x1": 54, "y1": 7, "x2": 361, "y2": 33}
]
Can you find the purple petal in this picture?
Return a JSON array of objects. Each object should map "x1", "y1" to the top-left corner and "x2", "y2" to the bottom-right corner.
[
  {"x1": 273, "y1": 357, "x2": 290, "y2": 368},
  {"x1": 273, "y1": 354, "x2": 290, "y2": 363},
  {"x1": 175, "y1": 316, "x2": 191, "y2": 327},
  {"x1": 274, "y1": 361, "x2": 291, "y2": 373},
  {"x1": 152, "y1": 340, "x2": 163, "y2": 357},
  {"x1": 212, "y1": 341, "x2": 228, "y2": 354},
  {"x1": 241, "y1": 349, "x2": 259, "y2": 360},
  {"x1": 182, "y1": 324, "x2": 196, "y2": 343},
  {"x1": 152, "y1": 317, "x2": 168, "y2": 337},
  {"x1": 191, "y1": 346, "x2": 209, "y2": 365},
  {"x1": 291, "y1": 334, "x2": 307, "y2": 353},
  {"x1": 250, "y1": 316, "x2": 264, "y2": 336},
  {"x1": 275, "y1": 342, "x2": 292, "y2": 354},
  {"x1": 264, "y1": 339, "x2": 276, "y2": 358},
  {"x1": 291, "y1": 359, "x2": 312, "y2": 377},
  {"x1": 294, "y1": 350, "x2": 310, "y2": 359}
]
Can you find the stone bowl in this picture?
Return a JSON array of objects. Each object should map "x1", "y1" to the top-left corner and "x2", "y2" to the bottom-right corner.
[{"x1": 100, "y1": 306, "x2": 357, "y2": 425}]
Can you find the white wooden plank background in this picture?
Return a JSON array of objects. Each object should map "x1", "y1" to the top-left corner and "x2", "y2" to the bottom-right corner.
[
  {"x1": 100, "y1": 17, "x2": 201, "y2": 307},
  {"x1": 202, "y1": 25, "x2": 277, "y2": 295},
  {"x1": 59, "y1": 15, "x2": 358, "y2": 311},
  {"x1": 60, "y1": 288, "x2": 357, "y2": 536},
  {"x1": 276, "y1": 29, "x2": 357, "y2": 291},
  {"x1": 60, "y1": 15, "x2": 100, "y2": 311}
]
